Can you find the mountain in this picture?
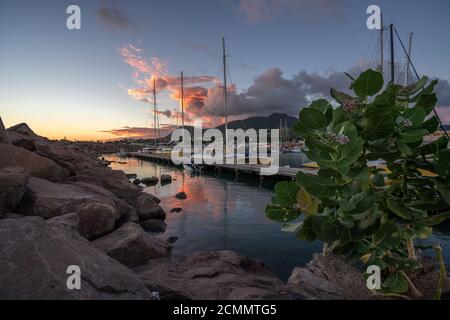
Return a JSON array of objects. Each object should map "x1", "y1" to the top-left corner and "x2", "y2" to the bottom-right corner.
[{"x1": 215, "y1": 113, "x2": 298, "y2": 131}]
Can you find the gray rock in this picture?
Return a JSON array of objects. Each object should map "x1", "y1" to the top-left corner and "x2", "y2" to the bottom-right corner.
[
  {"x1": 287, "y1": 253, "x2": 372, "y2": 300},
  {"x1": 0, "y1": 216, "x2": 152, "y2": 300},
  {"x1": 160, "y1": 175, "x2": 172, "y2": 185},
  {"x1": 135, "y1": 250, "x2": 300, "y2": 300},
  {"x1": 47, "y1": 212, "x2": 80, "y2": 235},
  {"x1": 72, "y1": 167, "x2": 141, "y2": 205},
  {"x1": 35, "y1": 142, "x2": 99, "y2": 175},
  {"x1": 135, "y1": 193, "x2": 166, "y2": 221},
  {"x1": 140, "y1": 219, "x2": 167, "y2": 233},
  {"x1": 21, "y1": 178, "x2": 120, "y2": 239},
  {"x1": 0, "y1": 116, "x2": 11, "y2": 144},
  {"x1": 0, "y1": 166, "x2": 29, "y2": 209},
  {"x1": 6, "y1": 123, "x2": 47, "y2": 151},
  {"x1": 167, "y1": 236, "x2": 178, "y2": 244},
  {"x1": 141, "y1": 176, "x2": 159, "y2": 186},
  {"x1": 175, "y1": 192, "x2": 187, "y2": 200},
  {"x1": 92, "y1": 223, "x2": 171, "y2": 268},
  {"x1": 0, "y1": 144, "x2": 64, "y2": 182}
]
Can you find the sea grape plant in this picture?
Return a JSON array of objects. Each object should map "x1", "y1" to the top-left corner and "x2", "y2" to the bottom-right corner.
[{"x1": 266, "y1": 69, "x2": 450, "y2": 297}]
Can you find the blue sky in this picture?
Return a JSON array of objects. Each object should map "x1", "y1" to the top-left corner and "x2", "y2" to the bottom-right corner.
[{"x1": 1, "y1": 0, "x2": 449, "y2": 140}]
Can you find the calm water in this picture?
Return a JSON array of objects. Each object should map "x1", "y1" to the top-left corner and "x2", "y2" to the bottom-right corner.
[{"x1": 105, "y1": 154, "x2": 450, "y2": 281}]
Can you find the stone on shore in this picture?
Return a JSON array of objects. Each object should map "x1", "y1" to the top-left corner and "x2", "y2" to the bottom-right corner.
[
  {"x1": 35, "y1": 142, "x2": 99, "y2": 175},
  {"x1": 92, "y1": 222, "x2": 172, "y2": 268},
  {"x1": 0, "y1": 166, "x2": 29, "y2": 210},
  {"x1": 160, "y1": 175, "x2": 172, "y2": 184},
  {"x1": 141, "y1": 176, "x2": 159, "y2": 186},
  {"x1": 287, "y1": 253, "x2": 372, "y2": 300},
  {"x1": 0, "y1": 116, "x2": 11, "y2": 144},
  {"x1": 136, "y1": 193, "x2": 166, "y2": 221},
  {"x1": 140, "y1": 219, "x2": 167, "y2": 233},
  {"x1": 135, "y1": 250, "x2": 301, "y2": 300},
  {"x1": 72, "y1": 167, "x2": 141, "y2": 205},
  {"x1": 21, "y1": 177, "x2": 122, "y2": 239},
  {"x1": 175, "y1": 192, "x2": 187, "y2": 200},
  {"x1": 6, "y1": 123, "x2": 46, "y2": 151},
  {"x1": 0, "y1": 144, "x2": 64, "y2": 182},
  {"x1": 0, "y1": 216, "x2": 152, "y2": 300}
]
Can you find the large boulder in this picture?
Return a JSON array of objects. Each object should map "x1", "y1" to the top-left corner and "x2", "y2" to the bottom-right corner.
[
  {"x1": 140, "y1": 219, "x2": 167, "y2": 233},
  {"x1": 287, "y1": 253, "x2": 372, "y2": 300},
  {"x1": 0, "y1": 116, "x2": 11, "y2": 144},
  {"x1": 135, "y1": 250, "x2": 300, "y2": 300},
  {"x1": 0, "y1": 144, "x2": 64, "y2": 182},
  {"x1": 72, "y1": 167, "x2": 141, "y2": 205},
  {"x1": 136, "y1": 193, "x2": 166, "y2": 221},
  {"x1": 21, "y1": 177, "x2": 122, "y2": 239},
  {"x1": 0, "y1": 166, "x2": 29, "y2": 210},
  {"x1": 35, "y1": 142, "x2": 99, "y2": 175},
  {"x1": 0, "y1": 216, "x2": 152, "y2": 300},
  {"x1": 92, "y1": 223, "x2": 172, "y2": 268},
  {"x1": 6, "y1": 123, "x2": 47, "y2": 151}
]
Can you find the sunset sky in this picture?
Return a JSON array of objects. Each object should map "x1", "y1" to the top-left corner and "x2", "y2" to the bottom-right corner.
[{"x1": 1, "y1": 0, "x2": 450, "y2": 141}]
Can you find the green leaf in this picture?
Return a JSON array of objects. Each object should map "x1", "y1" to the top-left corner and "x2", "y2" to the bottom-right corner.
[
  {"x1": 415, "y1": 225, "x2": 432, "y2": 240},
  {"x1": 298, "y1": 108, "x2": 328, "y2": 130},
  {"x1": 310, "y1": 99, "x2": 332, "y2": 114},
  {"x1": 435, "y1": 149, "x2": 450, "y2": 178},
  {"x1": 296, "y1": 171, "x2": 337, "y2": 199},
  {"x1": 384, "y1": 272, "x2": 409, "y2": 294},
  {"x1": 399, "y1": 129, "x2": 428, "y2": 144},
  {"x1": 400, "y1": 107, "x2": 426, "y2": 128},
  {"x1": 387, "y1": 198, "x2": 412, "y2": 220},
  {"x1": 333, "y1": 121, "x2": 358, "y2": 140},
  {"x1": 435, "y1": 180, "x2": 450, "y2": 205},
  {"x1": 419, "y1": 136, "x2": 448, "y2": 155},
  {"x1": 331, "y1": 88, "x2": 353, "y2": 104},
  {"x1": 416, "y1": 212, "x2": 450, "y2": 226},
  {"x1": 312, "y1": 215, "x2": 340, "y2": 243},
  {"x1": 419, "y1": 116, "x2": 439, "y2": 133},
  {"x1": 274, "y1": 181, "x2": 299, "y2": 207},
  {"x1": 374, "y1": 221, "x2": 400, "y2": 247},
  {"x1": 365, "y1": 115, "x2": 395, "y2": 139},
  {"x1": 266, "y1": 205, "x2": 300, "y2": 222},
  {"x1": 397, "y1": 140, "x2": 412, "y2": 156},
  {"x1": 296, "y1": 217, "x2": 317, "y2": 242},
  {"x1": 305, "y1": 136, "x2": 336, "y2": 154},
  {"x1": 353, "y1": 69, "x2": 384, "y2": 98},
  {"x1": 416, "y1": 93, "x2": 437, "y2": 115},
  {"x1": 398, "y1": 76, "x2": 429, "y2": 97}
]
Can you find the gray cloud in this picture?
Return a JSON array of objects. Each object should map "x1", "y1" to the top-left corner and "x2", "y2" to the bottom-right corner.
[
  {"x1": 238, "y1": 0, "x2": 339, "y2": 24},
  {"x1": 193, "y1": 63, "x2": 450, "y2": 120},
  {"x1": 97, "y1": 5, "x2": 129, "y2": 29}
]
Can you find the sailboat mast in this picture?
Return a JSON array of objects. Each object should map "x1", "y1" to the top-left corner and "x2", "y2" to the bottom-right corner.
[
  {"x1": 222, "y1": 38, "x2": 229, "y2": 142},
  {"x1": 181, "y1": 71, "x2": 185, "y2": 130},
  {"x1": 153, "y1": 78, "x2": 157, "y2": 148},
  {"x1": 380, "y1": 12, "x2": 384, "y2": 72},
  {"x1": 390, "y1": 24, "x2": 395, "y2": 83},
  {"x1": 405, "y1": 32, "x2": 413, "y2": 86},
  {"x1": 285, "y1": 118, "x2": 289, "y2": 142}
]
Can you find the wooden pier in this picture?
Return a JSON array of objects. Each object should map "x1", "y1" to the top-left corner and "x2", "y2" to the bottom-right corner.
[{"x1": 126, "y1": 152, "x2": 317, "y2": 180}]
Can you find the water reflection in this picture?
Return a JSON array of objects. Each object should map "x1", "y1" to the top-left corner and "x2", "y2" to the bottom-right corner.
[{"x1": 105, "y1": 154, "x2": 450, "y2": 281}]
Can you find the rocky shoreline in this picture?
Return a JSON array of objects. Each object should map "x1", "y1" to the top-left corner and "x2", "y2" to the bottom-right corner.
[{"x1": 1, "y1": 117, "x2": 449, "y2": 300}]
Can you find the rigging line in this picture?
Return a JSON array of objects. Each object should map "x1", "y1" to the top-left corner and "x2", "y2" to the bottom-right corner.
[{"x1": 394, "y1": 26, "x2": 450, "y2": 141}]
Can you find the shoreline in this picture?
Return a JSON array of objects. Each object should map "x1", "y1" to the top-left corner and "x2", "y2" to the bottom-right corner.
[{"x1": 1, "y1": 120, "x2": 449, "y2": 300}]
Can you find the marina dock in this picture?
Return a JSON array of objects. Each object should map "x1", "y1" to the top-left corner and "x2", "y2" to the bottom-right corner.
[{"x1": 126, "y1": 152, "x2": 317, "y2": 179}]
